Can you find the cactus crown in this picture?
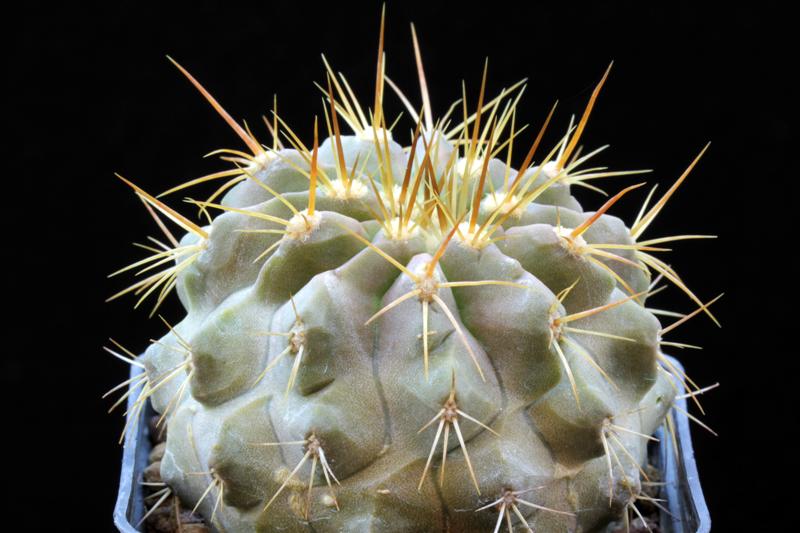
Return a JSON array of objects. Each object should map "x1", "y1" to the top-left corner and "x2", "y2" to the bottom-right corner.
[{"x1": 106, "y1": 9, "x2": 720, "y2": 533}]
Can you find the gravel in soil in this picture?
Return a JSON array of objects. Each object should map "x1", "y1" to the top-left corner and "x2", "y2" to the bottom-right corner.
[{"x1": 141, "y1": 415, "x2": 210, "y2": 533}]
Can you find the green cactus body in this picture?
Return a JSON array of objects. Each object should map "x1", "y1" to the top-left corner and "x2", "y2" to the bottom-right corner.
[{"x1": 108, "y1": 17, "x2": 719, "y2": 533}]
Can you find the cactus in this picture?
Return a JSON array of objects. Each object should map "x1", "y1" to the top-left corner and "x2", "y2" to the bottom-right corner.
[{"x1": 106, "y1": 11, "x2": 721, "y2": 533}]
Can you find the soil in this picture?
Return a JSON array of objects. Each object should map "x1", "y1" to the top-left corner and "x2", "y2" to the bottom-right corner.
[{"x1": 141, "y1": 415, "x2": 210, "y2": 533}]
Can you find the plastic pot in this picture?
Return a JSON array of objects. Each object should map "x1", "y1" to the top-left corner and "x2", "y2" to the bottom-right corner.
[{"x1": 113, "y1": 356, "x2": 711, "y2": 532}]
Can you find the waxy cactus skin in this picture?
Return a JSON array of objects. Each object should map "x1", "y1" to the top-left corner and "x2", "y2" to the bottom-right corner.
[{"x1": 107, "y1": 13, "x2": 720, "y2": 532}]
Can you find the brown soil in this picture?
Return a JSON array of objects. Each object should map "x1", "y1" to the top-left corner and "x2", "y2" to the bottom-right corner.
[{"x1": 141, "y1": 415, "x2": 210, "y2": 533}]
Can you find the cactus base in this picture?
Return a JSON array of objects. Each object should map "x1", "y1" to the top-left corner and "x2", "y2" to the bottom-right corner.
[{"x1": 114, "y1": 356, "x2": 710, "y2": 533}]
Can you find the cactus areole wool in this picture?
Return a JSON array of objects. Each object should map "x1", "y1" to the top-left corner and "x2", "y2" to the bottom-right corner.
[{"x1": 106, "y1": 10, "x2": 720, "y2": 533}]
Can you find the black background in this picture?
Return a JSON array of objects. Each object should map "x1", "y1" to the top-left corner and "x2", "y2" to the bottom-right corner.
[{"x1": 13, "y1": 2, "x2": 789, "y2": 531}]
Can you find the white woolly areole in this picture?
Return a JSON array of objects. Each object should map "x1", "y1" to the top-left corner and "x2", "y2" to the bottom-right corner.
[
  {"x1": 286, "y1": 210, "x2": 322, "y2": 241},
  {"x1": 482, "y1": 191, "x2": 523, "y2": 217},
  {"x1": 411, "y1": 261, "x2": 441, "y2": 301},
  {"x1": 329, "y1": 179, "x2": 368, "y2": 200},
  {"x1": 386, "y1": 217, "x2": 419, "y2": 240},
  {"x1": 541, "y1": 160, "x2": 561, "y2": 179},
  {"x1": 245, "y1": 151, "x2": 278, "y2": 173},
  {"x1": 453, "y1": 222, "x2": 490, "y2": 249},
  {"x1": 554, "y1": 225, "x2": 588, "y2": 250}
]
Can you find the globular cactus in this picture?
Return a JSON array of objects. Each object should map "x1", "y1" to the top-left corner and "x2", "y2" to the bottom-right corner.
[{"x1": 107, "y1": 12, "x2": 720, "y2": 533}]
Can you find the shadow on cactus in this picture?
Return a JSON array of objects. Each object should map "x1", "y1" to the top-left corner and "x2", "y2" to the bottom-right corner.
[{"x1": 105, "y1": 8, "x2": 721, "y2": 533}]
